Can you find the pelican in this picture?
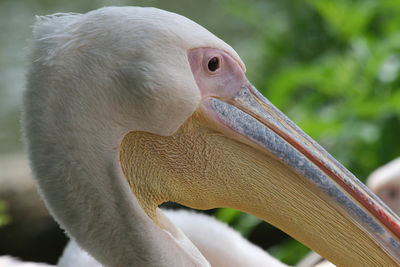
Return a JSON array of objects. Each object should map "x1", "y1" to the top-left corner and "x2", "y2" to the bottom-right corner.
[
  {"x1": 0, "y1": 154, "x2": 284, "y2": 266},
  {"x1": 300, "y1": 158, "x2": 400, "y2": 267},
  {"x1": 298, "y1": 158, "x2": 400, "y2": 267},
  {"x1": 22, "y1": 6, "x2": 400, "y2": 266},
  {"x1": 0, "y1": 210, "x2": 285, "y2": 267},
  {"x1": 58, "y1": 210, "x2": 286, "y2": 267},
  {"x1": 367, "y1": 158, "x2": 400, "y2": 216}
]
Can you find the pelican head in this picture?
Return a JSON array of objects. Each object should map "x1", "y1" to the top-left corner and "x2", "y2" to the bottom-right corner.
[
  {"x1": 23, "y1": 6, "x2": 400, "y2": 266},
  {"x1": 367, "y1": 158, "x2": 400, "y2": 216}
]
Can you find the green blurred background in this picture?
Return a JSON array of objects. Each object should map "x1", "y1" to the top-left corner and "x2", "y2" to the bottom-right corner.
[{"x1": 0, "y1": 0, "x2": 399, "y2": 265}]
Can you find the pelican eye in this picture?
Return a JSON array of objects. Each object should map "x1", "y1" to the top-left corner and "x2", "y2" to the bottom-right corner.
[
  {"x1": 207, "y1": 57, "x2": 219, "y2": 72},
  {"x1": 388, "y1": 188, "x2": 398, "y2": 199}
]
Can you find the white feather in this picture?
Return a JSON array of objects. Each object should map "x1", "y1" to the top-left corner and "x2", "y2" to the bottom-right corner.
[
  {"x1": 58, "y1": 210, "x2": 287, "y2": 267},
  {"x1": 23, "y1": 6, "x2": 244, "y2": 266}
]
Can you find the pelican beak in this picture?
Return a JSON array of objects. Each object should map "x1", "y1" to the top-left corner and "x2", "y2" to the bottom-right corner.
[
  {"x1": 198, "y1": 83, "x2": 400, "y2": 265},
  {"x1": 120, "y1": 76, "x2": 400, "y2": 266}
]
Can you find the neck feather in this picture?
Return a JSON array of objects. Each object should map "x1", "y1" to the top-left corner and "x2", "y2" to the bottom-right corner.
[{"x1": 22, "y1": 87, "x2": 208, "y2": 266}]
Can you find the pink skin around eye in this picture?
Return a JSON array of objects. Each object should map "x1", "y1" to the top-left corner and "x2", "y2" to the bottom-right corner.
[
  {"x1": 188, "y1": 47, "x2": 248, "y2": 100},
  {"x1": 376, "y1": 184, "x2": 400, "y2": 215}
]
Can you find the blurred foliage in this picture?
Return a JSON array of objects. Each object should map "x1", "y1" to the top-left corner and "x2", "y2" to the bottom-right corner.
[
  {"x1": 269, "y1": 239, "x2": 310, "y2": 265},
  {"x1": 0, "y1": 200, "x2": 11, "y2": 227},
  {"x1": 215, "y1": 0, "x2": 400, "y2": 264},
  {"x1": 222, "y1": 0, "x2": 400, "y2": 179},
  {"x1": 215, "y1": 209, "x2": 260, "y2": 237}
]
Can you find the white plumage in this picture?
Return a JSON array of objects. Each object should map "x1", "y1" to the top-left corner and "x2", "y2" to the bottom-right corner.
[
  {"x1": 58, "y1": 210, "x2": 286, "y2": 267},
  {"x1": 0, "y1": 154, "x2": 285, "y2": 266}
]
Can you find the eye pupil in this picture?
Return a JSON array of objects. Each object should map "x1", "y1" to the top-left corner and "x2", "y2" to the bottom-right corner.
[
  {"x1": 208, "y1": 57, "x2": 219, "y2": 72},
  {"x1": 388, "y1": 189, "x2": 398, "y2": 199}
]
